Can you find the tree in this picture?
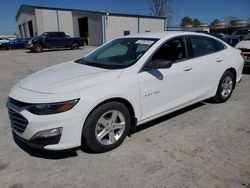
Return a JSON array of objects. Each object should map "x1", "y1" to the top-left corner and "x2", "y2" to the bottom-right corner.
[
  {"x1": 210, "y1": 19, "x2": 220, "y2": 28},
  {"x1": 193, "y1": 18, "x2": 201, "y2": 27},
  {"x1": 180, "y1": 16, "x2": 193, "y2": 27},
  {"x1": 150, "y1": 0, "x2": 174, "y2": 17},
  {"x1": 225, "y1": 16, "x2": 239, "y2": 26},
  {"x1": 225, "y1": 16, "x2": 239, "y2": 24}
]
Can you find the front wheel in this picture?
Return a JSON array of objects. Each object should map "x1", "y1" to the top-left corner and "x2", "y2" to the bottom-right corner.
[
  {"x1": 33, "y1": 44, "x2": 43, "y2": 53},
  {"x1": 82, "y1": 102, "x2": 131, "y2": 153},
  {"x1": 212, "y1": 71, "x2": 235, "y2": 103},
  {"x1": 71, "y1": 42, "x2": 79, "y2": 50}
]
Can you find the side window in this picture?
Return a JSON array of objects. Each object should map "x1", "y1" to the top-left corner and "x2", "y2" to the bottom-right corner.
[
  {"x1": 56, "y1": 32, "x2": 65, "y2": 38},
  {"x1": 48, "y1": 33, "x2": 55, "y2": 39},
  {"x1": 189, "y1": 36, "x2": 225, "y2": 57},
  {"x1": 213, "y1": 39, "x2": 226, "y2": 51},
  {"x1": 152, "y1": 37, "x2": 187, "y2": 62},
  {"x1": 189, "y1": 36, "x2": 215, "y2": 57},
  {"x1": 242, "y1": 29, "x2": 248, "y2": 35}
]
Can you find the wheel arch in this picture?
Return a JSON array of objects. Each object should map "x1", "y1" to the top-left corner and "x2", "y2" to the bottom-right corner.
[
  {"x1": 72, "y1": 41, "x2": 80, "y2": 45},
  {"x1": 226, "y1": 67, "x2": 237, "y2": 88},
  {"x1": 82, "y1": 97, "x2": 137, "y2": 141}
]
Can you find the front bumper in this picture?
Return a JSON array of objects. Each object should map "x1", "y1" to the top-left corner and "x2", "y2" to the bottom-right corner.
[
  {"x1": 25, "y1": 43, "x2": 33, "y2": 49},
  {"x1": 7, "y1": 97, "x2": 85, "y2": 150},
  {"x1": 12, "y1": 131, "x2": 62, "y2": 149}
]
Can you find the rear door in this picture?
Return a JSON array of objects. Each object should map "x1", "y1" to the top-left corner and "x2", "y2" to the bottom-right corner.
[
  {"x1": 187, "y1": 35, "x2": 227, "y2": 100},
  {"x1": 46, "y1": 32, "x2": 66, "y2": 48}
]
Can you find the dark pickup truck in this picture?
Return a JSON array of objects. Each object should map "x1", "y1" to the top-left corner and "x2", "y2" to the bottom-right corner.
[{"x1": 26, "y1": 32, "x2": 84, "y2": 52}]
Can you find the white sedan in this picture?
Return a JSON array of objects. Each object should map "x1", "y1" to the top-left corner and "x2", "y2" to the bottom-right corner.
[
  {"x1": 235, "y1": 35, "x2": 250, "y2": 67},
  {"x1": 7, "y1": 31, "x2": 244, "y2": 152}
]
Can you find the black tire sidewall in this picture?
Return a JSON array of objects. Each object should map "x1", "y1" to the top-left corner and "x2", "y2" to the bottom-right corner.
[
  {"x1": 34, "y1": 44, "x2": 42, "y2": 53},
  {"x1": 72, "y1": 43, "x2": 79, "y2": 50},
  {"x1": 82, "y1": 102, "x2": 131, "y2": 153},
  {"x1": 216, "y1": 71, "x2": 235, "y2": 102}
]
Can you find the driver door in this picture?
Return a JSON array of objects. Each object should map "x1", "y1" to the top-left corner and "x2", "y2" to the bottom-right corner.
[{"x1": 138, "y1": 37, "x2": 196, "y2": 121}]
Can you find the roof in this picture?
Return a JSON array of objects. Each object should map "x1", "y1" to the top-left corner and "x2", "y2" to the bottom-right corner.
[
  {"x1": 16, "y1": 4, "x2": 166, "y2": 20},
  {"x1": 124, "y1": 31, "x2": 221, "y2": 41}
]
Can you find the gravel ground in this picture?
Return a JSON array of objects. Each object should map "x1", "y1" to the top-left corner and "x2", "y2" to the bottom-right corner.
[{"x1": 0, "y1": 48, "x2": 250, "y2": 188}]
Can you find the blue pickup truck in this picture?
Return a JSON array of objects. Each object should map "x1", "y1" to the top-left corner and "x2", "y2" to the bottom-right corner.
[{"x1": 26, "y1": 32, "x2": 84, "y2": 52}]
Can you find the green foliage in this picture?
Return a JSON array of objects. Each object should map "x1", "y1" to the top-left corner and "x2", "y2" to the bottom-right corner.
[
  {"x1": 193, "y1": 18, "x2": 201, "y2": 27},
  {"x1": 180, "y1": 16, "x2": 193, "y2": 27},
  {"x1": 210, "y1": 19, "x2": 220, "y2": 27}
]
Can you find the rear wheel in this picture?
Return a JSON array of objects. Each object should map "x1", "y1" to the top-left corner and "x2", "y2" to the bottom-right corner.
[
  {"x1": 212, "y1": 71, "x2": 235, "y2": 103},
  {"x1": 33, "y1": 44, "x2": 43, "y2": 53},
  {"x1": 82, "y1": 102, "x2": 131, "y2": 153}
]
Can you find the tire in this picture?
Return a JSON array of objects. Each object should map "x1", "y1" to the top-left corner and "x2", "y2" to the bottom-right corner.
[
  {"x1": 212, "y1": 71, "x2": 235, "y2": 103},
  {"x1": 82, "y1": 102, "x2": 131, "y2": 153},
  {"x1": 71, "y1": 42, "x2": 79, "y2": 50},
  {"x1": 6, "y1": 46, "x2": 12, "y2": 50},
  {"x1": 33, "y1": 44, "x2": 43, "y2": 53}
]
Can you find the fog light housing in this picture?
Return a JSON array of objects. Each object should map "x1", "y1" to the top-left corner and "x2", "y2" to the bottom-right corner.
[
  {"x1": 32, "y1": 127, "x2": 63, "y2": 139},
  {"x1": 30, "y1": 127, "x2": 63, "y2": 146}
]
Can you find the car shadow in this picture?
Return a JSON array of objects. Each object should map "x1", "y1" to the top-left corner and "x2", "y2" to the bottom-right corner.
[
  {"x1": 13, "y1": 135, "x2": 78, "y2": 160},
  {"x1": 25, "y1": 47, "x2": 84, "y2": 53},
  {"x1": 134, "y1": 102, "x2": 205, "y2": 134}
]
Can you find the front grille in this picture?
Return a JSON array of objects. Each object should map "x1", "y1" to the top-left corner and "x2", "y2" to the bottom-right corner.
[{"x1": 8, "y1": 108, "x2": 28, "y2": 133}]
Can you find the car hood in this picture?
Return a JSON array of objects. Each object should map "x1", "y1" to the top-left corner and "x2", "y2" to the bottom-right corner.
[
  {"x1": 235, "y1": 40, "x2": 250, "y2": 49},
  {"x1": 19, "y1": 61, "x2": 122, "y2": 94}
]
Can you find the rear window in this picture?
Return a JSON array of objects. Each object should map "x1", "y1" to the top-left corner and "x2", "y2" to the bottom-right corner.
[{"x1": 189, "y1": 35, "x2": 226, "y2": 57}]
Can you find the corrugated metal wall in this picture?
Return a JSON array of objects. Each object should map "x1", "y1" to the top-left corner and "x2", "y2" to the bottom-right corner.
[
  {"x1": 16, "y1": 6, "x2": 165, "y2": 45},
  {"x1": 72, "y1": 11, "x2": 103, "y2": 46},
  {"x1": 16, "y1": 7, "x2": 38, "y2": 37},
  {"x1": 57, "y1": 11, "x2": 74, "y2": 37},
  {"x1": 35, "y1": 9, "x2": 74, "y2": 37},
  {"x1": 139, "y1": 18, "x2": 165, "y2": 33},
  {"x1": 105, "y1": 16, "x2": 138, "y2": 42}
]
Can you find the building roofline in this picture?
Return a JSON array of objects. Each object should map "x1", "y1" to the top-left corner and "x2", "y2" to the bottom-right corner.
[{"x1": 16, "y1": 4, "x2": 166, "y2": 20}]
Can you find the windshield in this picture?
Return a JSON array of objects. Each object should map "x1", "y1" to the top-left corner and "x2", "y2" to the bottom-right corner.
[
  {"x1": 75, "y1": 38, "x2": 158, "y2": 69},
  {"x1": 39, "y1": 33, "x2": 47, "y2": 38},
  {"x1": 244, "y1": 34, "x2": 250, "y2": 40}
]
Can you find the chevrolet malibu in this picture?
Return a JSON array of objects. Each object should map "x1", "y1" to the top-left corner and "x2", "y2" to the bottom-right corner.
[{"x1": 7, "y1": 32, "x2": 244, "y2": 152}]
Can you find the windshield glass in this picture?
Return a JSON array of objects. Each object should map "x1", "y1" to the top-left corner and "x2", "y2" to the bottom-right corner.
[
  {"x1": 39, "y1": 33, "x2": 47, "y2": 38},
  {"x1": 75, "y1": 38, "x2": 158, "y2": 69},
  {"x1": 244, "y1": 34, "x2": 250, "y2": 40}
]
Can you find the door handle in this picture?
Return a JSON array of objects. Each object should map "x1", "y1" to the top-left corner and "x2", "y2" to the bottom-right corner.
[
  {"x1": 216, "y1": 58, "x2": 223, "y2": 62},
  {"x1": 183, "y1": 66, "x2": 192, "y2": 71}
]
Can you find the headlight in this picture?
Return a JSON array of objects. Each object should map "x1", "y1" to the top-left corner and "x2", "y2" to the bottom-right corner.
[{"x1": 26, "y1": 99, "x2": 79, "y2": 115}]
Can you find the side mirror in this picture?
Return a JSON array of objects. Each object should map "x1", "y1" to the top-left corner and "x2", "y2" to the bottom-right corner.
[{"x1": 144, "y1": 59, "x2": 172, "y2": 70}]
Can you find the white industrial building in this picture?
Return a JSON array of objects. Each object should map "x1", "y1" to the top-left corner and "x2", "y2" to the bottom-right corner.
[{"x1": 16, "y1": 5, "x2": 166, "y2": 46}]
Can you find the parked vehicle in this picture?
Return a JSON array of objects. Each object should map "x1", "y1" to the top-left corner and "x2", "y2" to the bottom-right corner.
[
  {"x1": 1, "y1": 38, "x2": 29, "y2": 50},
  {"x1": 0, "y1": 38, "x2": 10, "y2": 46},
  {"x1": 235, "y1": 34, "x2": 250, "y2": 67},
  {"x1": 26, "y1": 32, "x2": 84, "y2": 52},
  {"x1": 224, "y1": 28, "x2": 250, "y2": 47},
  {"x1": 210, "y1": 33, "x2": 228, "y2": 41},
  {"x1": 7, "y1": 32, "x2": 244, "y2": 152}
]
